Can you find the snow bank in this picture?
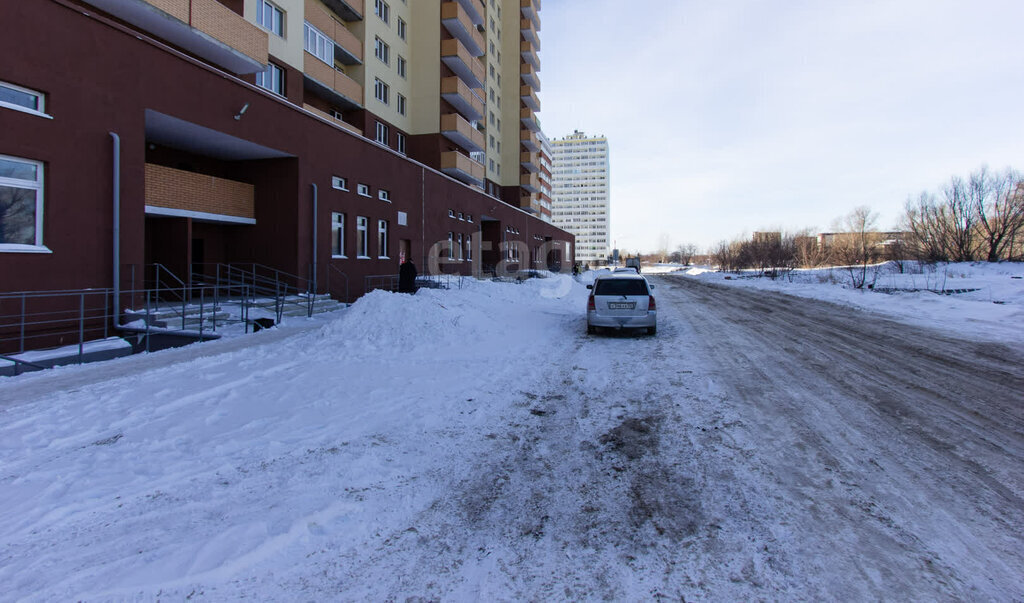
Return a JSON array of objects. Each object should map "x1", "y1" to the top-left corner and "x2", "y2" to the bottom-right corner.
[{"x1": 680, "y1": 262, "x2": 1024, "y2": 345}]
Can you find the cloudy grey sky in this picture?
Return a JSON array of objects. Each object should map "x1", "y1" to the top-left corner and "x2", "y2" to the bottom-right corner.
[{"x1": 538, "y1": 0, "x2": 1024, "y2": 253}]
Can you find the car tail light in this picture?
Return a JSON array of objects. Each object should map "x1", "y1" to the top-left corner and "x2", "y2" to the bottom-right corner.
[
  {"x1": 587, "y1": 295, "x2": 595, "y2": 311},
  {"x1": 648, "y1": 295, "x2": 656, "y2": 310}
]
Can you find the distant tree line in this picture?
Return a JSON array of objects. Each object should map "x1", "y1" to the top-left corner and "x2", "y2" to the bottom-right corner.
[{"x1": 700, "y1": 166, "x2": 1023, "y2": 287}]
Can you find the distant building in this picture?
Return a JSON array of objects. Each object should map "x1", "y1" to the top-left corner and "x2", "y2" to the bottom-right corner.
[{"x1": 551, "y1": 131, "x2": 610, "y2": 264}]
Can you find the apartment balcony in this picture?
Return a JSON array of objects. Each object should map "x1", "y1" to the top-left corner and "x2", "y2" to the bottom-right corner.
[
  {"x1": 440, "y1": 76, "x2": 484, "y2": 122},
  {"x1": 521, "y1": 0, "x2": 541, "y2": 28},
  {"x1": 520, "y1": 62, "x2": 540, "y2": 90},
  {"x1": 520, "y1": 108, "x2": 541, "y2": 132},
  {"x1": 81, "y1": 0, "x2": 268, "y2": 74},
  {"x1": 454, "y1": 0, "x2": 485, "y2": 26},
  {"x1": 441, "y1": 151, "x2": 485, "y2": 187},
  {"x1": 303, "y1": 103, "x2": 363, "y2": 134},
  {"x1": 320, "y1": 0, "x2": 363, "y2": 21},
  {"x1": 520, "y1": 85, "x2": 540, "y2": 111},
  {"x1": 441, "y1": 1, "x2": 484, "y2": 57},
  {"x1": 519, "y1": 18, "x2": 540, "y2": 48},
  {"x1": 520, "y1": 40, "x2": 540, "y2": 71},
  {"x1": 520, "y1": 151, "x2": 540, "y2": 173},
  {"x1": 441, "y1": 113, "x2": 485, "y2": 153},
  {"x1": 441, "y1": 38, "x2": 485, "y2": 89},
  {"x1": 520, "y1": 171, "x2": 541, "y2": 193},
  {"x1": 520, "y1": 129, "x2": 540, "y2": 152},
  {"x1": 303, "y1": 53, "x2": 364, "y2": 109},
  {"x1": 145, "y1": 163, "x2": 255, "y2": 222},
  {"x1": 306, "y1": 0, "x2": 363, "y2": 64}
]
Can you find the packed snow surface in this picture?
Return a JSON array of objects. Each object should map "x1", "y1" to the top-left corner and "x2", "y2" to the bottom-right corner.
[{"x1": 0, "y1": 265, "x2": 1021, "y2": 599}]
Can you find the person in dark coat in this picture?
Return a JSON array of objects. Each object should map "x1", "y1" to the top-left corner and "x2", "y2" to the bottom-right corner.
[{"x1": 398, "y1": 258, "x2": 417, "y2": 293}]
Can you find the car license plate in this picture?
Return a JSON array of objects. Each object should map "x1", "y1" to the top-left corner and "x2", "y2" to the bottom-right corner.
[{"x1": 608, "y1": 302, "x2": 635, "y2": 309}]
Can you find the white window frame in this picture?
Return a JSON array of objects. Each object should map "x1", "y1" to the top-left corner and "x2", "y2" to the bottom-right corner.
[
  {"x1": 457, "y1": 233, "x2": 464, "y2": 260},
  {"x1": 0, "y1": 155, "x2": 46, "y2": 251},
  {"x1": 375, "y1": 0, "x2": 390, "y2": 24},
  {"x1": 304, "y1": 22, "x2": 334, "y2": 65},
  {"x1": 356, "y1": 216, "x2": 369, "y2": 258},
  {"x1": 257, "y1": 0, "x2": 284, "y2": 37},
  {"x1": 378, "y1": 219, "x2": 389, "y2": 259},
  {"x1": 396, "y1": 93, "x2": 407, "y2": 116},
  {"x1": 448, "y1": 232, "x2": 454, "y2": 260},
  {"x1": 448, "y1": 209, "x2": 455, "y2": 218},
  {"x1": 374, "y1": 78, "x2": 390, "y2": 105},
  {"x1": 397, "y1": 56, "x2": 407, "y2": 79},
  {"x1": 357, "y1": 183, "x2": 371, "y2": 197},
  {"x1": 396, "y1": 133, "x2": 406, "y2": 155},
  {"x1": 374, "y1": 37, "x2": 390, "y2": 65},
  {"x1": 398, "y1": 211, "x2": 408, "y2": 226},
  {"x1": 332, "y1": 176, "x2": 348, "y2": 191},
  {"x1": 397, "y1": 17, "x2": 407, "y2": 40},
  {"x1": 0, "y1": 81, "x2": 49, "y2": 118},
  {"x1": 466, "y1": 214, "x2": 472, "y2": 223},
  {"x1": 466, "y1": 234, "x2": 472, "y2": 261},
  {"x1": 378, "y1": 189, "x2": 391, "y2": 202},
  {"x1": 375, "y1": 121, "x2": 389, "y2": 145},
  {"x1": 256, "y1": 63, "x2": 284, "y2": 96},
  {"x1": 331, "y1": 212, "x2": 346, "y2": 258}
]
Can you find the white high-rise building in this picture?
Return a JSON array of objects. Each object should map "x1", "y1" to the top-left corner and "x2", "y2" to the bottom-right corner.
[{"x1": 551, "y1": 131, "x2": 610, "y2": 264}]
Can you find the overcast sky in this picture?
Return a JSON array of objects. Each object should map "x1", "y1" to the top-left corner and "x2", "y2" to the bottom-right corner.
[{"x1": 538, "y1": 0, "x2": 1024, "y2": 253}]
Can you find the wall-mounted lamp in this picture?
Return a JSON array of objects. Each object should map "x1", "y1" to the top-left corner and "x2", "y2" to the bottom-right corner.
[{"x1": 233, "y1": 102, "x2": 250, "y2": 120}]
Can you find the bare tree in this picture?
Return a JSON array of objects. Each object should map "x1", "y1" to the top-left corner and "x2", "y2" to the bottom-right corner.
[
  {"x1": 973, "y1": 167, "x2": 1024, "y2": 262},
  {"x1": 832, "y1": 206, "x2": 883, "y2": 288},
  {"x1": 675, "y1": 243, "x2": 698, "y2": 265}
]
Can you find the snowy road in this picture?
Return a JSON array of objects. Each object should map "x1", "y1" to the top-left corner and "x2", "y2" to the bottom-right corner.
[{"x1": 1, "y1": 275, "x2": 1022, "y2": 600}]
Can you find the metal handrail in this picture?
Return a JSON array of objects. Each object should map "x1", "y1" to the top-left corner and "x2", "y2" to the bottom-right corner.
[{"x1": 326, "y1": 265, "x2": 350, "y2": 303}]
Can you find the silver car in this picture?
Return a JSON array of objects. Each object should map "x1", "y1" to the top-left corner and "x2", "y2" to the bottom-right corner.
[{"x1": 586, "y1": 273, "x2": 657, "y2": 335}]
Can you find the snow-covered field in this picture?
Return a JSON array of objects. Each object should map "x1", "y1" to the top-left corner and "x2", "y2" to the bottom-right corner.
[
  {"x1": 0, "y1": 265, "x2": 1021, "y2": 599},
  {"x1": 647, "y1": 261, "x2": 1024, "y2": 346}
]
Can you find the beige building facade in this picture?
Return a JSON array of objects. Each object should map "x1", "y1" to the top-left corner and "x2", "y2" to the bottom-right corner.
[{"x1": 237, "y1": 0, "x2": 540, "y2": 208}]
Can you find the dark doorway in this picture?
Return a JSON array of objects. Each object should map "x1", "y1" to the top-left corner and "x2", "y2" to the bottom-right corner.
[{"x1": 191, "y1": 237, "x2": 205, "y2": 281}]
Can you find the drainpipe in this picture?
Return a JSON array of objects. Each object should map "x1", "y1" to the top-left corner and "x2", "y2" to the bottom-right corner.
[
  {"x1": 110, "y1": 132, "x2": 121, "y2": 327},
  {"x1": 311, "y1": 182, "x2": 318, "y2": 296}
]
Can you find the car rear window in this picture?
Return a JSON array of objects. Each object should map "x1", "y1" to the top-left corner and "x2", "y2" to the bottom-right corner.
[{"x1": 594, "y1": 279, "x2": 648, "y2": 296}]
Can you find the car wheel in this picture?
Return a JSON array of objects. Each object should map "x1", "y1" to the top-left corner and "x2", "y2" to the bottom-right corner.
[{"x1": 647, "y1": 326, "x2": 657, "y2": 335}]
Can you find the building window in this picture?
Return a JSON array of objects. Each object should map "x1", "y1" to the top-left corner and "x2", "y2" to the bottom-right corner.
[
  {"x1": 378, "y1": 189, "x2": 391, "y2": 202},
  {"x1": 448, "y1": 209, "x2": 455, "y2": 218},
  {"x1": 396, "y1": 94, "x2": 407, "y2": 116},
  {"x1": 374, "y1": 0, "x2": 389, "y2": 24},
  {"x1": 374, "y1": 78, "x2": 390, "y2": 105},
  {"x1": 397, "y1": 17, "x2": 407, "y2": 40},
  {"x1": 304, "y1": 23, "x2": 333, "y2": 65},
  {"x1": 458, "y1": 212, "x2": 464, "y2": 221},
  {"x1": 398, "y1": 211, "x2": 408, "y2": 226},
  {"x1": 357, "y1": 183, "x2": 371, "y2": 197},
  {"x1": 256, "y1": 63, "x2": 284, "y2": 96},
  {"x1": 396, "y1": 133, "x2": 406, "y2": 155},
  {"x1": 457, "y1": 233, "x2": 464, "y2": 260},
  {"x1": 448, "y1": 232, "x2": 454, "y2": 260},
  {"x1": 397, "y1": 56, "x2": 407, "y2": 78},
  {"x1": 378, "y1": 220, "x2": 389, "y2": 258},
  {"x1": 466, "y1": 234, "x2": 472, "y2": 261},
  {"x1": 257, "y1": 0, "x2": 284, "y2": 36},
  {"x1": 332, "y1": 176, "x2": 348, "y2": 190},
  {"x1": 331, "y1": 212, "x2": 346, "y2": 257},
  {"x1": 466, "y1": 214, "x2": 472, "y2": 223},
  {"x1": 0, "y1": 155, "x2": 44, "y2": 249},
  {"x1": 0, "y1": 81, "x2": 47, "y2": 117},
  {"x1": 375, "y1": 121, "x2": 389, "y2": 145},
  {"x1": 374, "y1": 37, "x2": 390, "y2": 65},
  {"x1": 356, "y1": 216, "x2": 369, "y2": 258}
]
